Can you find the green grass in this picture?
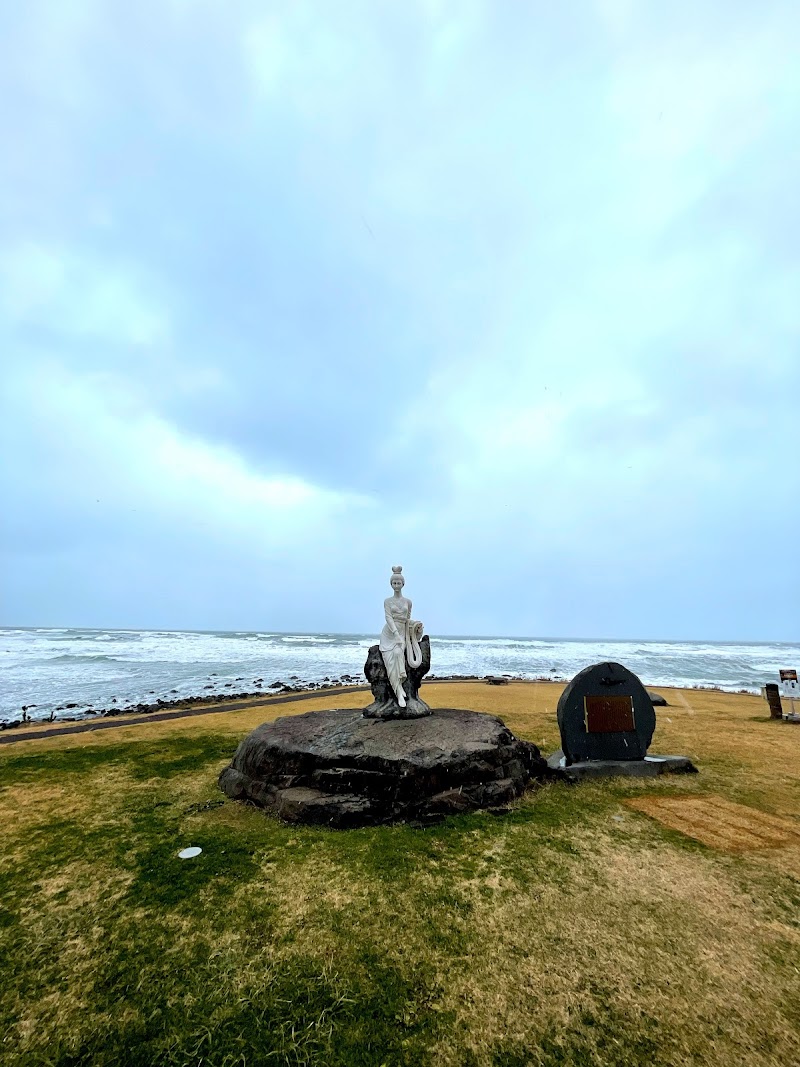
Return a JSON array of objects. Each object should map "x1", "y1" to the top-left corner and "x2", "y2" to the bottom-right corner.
[{"x1": 2, "y1": 688, "x2": 800, "y2": 1066}]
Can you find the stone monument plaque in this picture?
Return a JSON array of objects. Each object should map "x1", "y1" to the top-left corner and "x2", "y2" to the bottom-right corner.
[
  {"x1": 585, "y1": 695, "x2": 635, "y2": 733},
  {"x1": 549, "y1": 661, "x2": 697, "y2": 780},
  {"x1": 556, "y1": 661, "x2": 656, "y2": 764}
]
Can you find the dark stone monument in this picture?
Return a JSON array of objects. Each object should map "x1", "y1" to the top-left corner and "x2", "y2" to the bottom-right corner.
[
  {"x1": 547, "y1": 661, "x2": 697, "y2": 780},
  {"x1": 363, "y1": 636, "x2": 431, "y2": 719},
  {"x1": 558, "y1": 661, "x2": 655, "y2": 763},
  {"x1": 764, "y1": 683, "x2": 783, "y2": 720},
  {"x1": 218, "y1": 706, "x2": 550, "y2": 827}
]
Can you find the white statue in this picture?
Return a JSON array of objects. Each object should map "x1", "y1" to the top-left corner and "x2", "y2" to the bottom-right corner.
[{"x1": 379, "y1": 566, "x2": 424, "y2": 708}]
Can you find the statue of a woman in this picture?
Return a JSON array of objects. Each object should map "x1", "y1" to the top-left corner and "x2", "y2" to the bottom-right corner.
[{"x1": 379, "y1": 566, "x2": 423, "y2": 708}]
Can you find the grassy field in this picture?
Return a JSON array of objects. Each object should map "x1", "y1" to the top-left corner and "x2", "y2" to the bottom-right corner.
[{"x1": 2, "y1": 682, "x2": 799, "y2": 1066}]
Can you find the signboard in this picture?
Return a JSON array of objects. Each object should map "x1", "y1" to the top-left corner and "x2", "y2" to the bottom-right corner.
[
  {"x1": 779, "y1": 669, "x2": 799, "y2": 721},
  {"x1": 584, "y1": 695, "x2": 635, "y2": 733},
  {"x1": 780, "y1": 669, "x2": 798, "y2": 697}
]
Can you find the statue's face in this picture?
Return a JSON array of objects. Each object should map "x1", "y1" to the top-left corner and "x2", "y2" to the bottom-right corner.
[{"x1": 390, "y1": 576, "x2": 404, "y2": 592}]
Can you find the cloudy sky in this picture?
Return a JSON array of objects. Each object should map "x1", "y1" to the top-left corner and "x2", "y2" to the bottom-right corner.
[{"x1": 1, "y1": 0, "x2": 798, "y2": 640}]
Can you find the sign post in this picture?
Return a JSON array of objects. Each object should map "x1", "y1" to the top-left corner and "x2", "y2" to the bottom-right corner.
[{"x1": 779, "y1": 669, "x2": 798, "y2": 721}]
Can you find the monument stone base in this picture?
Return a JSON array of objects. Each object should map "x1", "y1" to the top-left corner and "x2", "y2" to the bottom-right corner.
[
  {"x1": 547, "y1": 749, "x2": 698, "y2": 781},
  {"x1": 219, "y1": 707, "x2": 550, "y2": 827},
  {"x1": 362, "y1": 693, "x2": 431, "y2": 719}
]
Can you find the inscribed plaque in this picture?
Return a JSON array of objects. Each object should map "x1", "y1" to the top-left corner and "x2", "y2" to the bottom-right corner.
[{"x1": 584, "y1": 695, "x2": 635, "y2": 733}]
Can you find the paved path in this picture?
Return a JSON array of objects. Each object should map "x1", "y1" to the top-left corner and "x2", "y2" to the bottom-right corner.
[
  {"x1": 0, "y1": 679, "x2": 480, "y2": 746},
  {"x1": 0, "y1": 687, "x2": 370, "y2": 746}
]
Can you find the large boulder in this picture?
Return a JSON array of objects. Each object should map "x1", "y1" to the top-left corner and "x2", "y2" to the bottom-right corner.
[{"x1": 219, "y1": 706, "x2": 550, "y2": 827}]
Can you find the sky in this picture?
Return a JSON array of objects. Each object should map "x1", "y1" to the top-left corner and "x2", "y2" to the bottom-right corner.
[{"x1": 1, "y1": 0, "x2": 798, "y2": 641}]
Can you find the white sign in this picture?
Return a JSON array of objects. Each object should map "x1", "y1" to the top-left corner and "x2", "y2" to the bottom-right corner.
[{"x1": 779, "y1": 669, "x2": 799, "y2": 719}]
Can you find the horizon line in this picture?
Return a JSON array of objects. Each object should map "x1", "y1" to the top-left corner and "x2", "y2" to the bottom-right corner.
[{"x1": 0, "y1": 624, "x2": 797, "y2": 646}]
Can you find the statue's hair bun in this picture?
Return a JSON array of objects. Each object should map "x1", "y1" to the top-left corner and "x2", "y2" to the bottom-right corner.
[{"x1": 392, "y1": 565, "x2": 403, "y2": 574}]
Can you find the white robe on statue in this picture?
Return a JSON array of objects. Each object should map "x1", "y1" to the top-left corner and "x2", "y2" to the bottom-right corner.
[{"x1": 380, "y1": 597, "x2": 411, "y2": 702}]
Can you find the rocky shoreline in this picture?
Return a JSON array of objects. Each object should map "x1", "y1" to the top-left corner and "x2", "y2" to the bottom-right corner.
[
  {"x1": 3, "y1": 672, "x2": 539, "y2": 731},
  {"x1": 3, "y1": 674, "x2": 361, "y2": 731}
]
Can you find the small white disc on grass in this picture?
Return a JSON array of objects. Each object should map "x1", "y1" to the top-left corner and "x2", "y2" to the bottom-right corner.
[{"x1": 178, "y1": 846, "x2": 202, "y2": 859}]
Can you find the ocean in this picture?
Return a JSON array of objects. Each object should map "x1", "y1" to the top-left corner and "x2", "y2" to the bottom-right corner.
[{"x1": 1, "y1": 627, "x2": 797, "y2": 725}]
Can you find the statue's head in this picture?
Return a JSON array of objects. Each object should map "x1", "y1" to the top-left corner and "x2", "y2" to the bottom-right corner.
[{"x1": 390, "y1": 565, "x2": 405, "y2": 591}]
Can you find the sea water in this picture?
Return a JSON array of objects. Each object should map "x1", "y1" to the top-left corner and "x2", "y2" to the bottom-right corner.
[{"x1": 1, "y1": 627, "x2": 797, "y2": 725}]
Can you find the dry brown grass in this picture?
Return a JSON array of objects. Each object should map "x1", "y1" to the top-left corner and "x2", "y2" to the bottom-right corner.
[
  {"x1": 2, "y1": 681, "x2": 799, "y2": 1066},
  {"x1": 425, "y1": 837, "x2": 798, "y2": 1067},
  {"x1": 628, "y1": 795, "x2": 800, "y2": 851}
]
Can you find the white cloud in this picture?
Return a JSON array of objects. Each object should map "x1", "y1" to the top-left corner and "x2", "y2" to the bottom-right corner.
[
  {"x1": 1, "y1": 0, "x2": 101, "y2": 114},
  {"x1": 242, "y1": 4, "x2": 377, "y2": 124},
  {"x1": 0, "y1": 243, "x2": 169, "y2": 348},
  {"x1": 1, "y1": 364, "x2": 377, "y2": 555},
  {"x1": 1, "y1": 1, "x2": 797, "y2": 635},
  {"x1": 0, "y1": 244, "x2": 66, "y2": 317}
]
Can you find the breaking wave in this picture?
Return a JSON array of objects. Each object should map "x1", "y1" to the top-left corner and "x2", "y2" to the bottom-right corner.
[{"x1": 2, "y1": 626, "x2": 797, "y2": 725}]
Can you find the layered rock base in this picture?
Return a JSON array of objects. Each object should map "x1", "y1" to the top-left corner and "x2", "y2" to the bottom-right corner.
[{"x1": 219, "y1": 707, "x2": 549, "y2": 827}]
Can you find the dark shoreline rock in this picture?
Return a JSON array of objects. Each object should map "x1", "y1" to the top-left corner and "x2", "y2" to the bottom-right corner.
[
  {"x1": 647, "y1": 690, "x2": 668, "y2": 706},
  {"x1": 0, "y1": 677, "x2": 691, "y2": 732},
  {"x1": 218, "y1": 706, "x2": 553, "y2": 827},
  {"x1": 6, "y1": 673, "x2": 556, "y2": 729},
  {"x1": 1, "y1": 681, "x2": 368, "y2": 730}
]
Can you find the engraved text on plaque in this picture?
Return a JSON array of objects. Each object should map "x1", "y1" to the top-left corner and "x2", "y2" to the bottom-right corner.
[{"x1": 584, "y1": 695, "x2": 635, "y2": 733}]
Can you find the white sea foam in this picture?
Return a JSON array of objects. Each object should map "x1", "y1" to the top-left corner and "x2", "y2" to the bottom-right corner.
[
  {"x1": 280, "y1": 635, "x2": 337, "y2": 643},
  {"x1": 1, "y1": 627, "x2": 796, "y2": 725}
]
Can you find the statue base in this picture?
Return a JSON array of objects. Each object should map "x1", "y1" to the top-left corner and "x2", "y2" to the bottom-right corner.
[
  {"x1": 363, "y1": 694, "x2": 431, "y2": 720},
  {"x1": 219, "y1": 707, "x2": 550, "y2": 827},
  {"x1": 546, "y1": 750, "x2": 697, "y2": 780},
  {"x1": 362, "y1": 637, "x2": 432, "y2": 721}
]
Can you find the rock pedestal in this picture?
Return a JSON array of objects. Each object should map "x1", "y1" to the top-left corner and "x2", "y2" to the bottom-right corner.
[
  {"x1": 363, "y1": 635, "x2": 431, "y2": 719},
  {"x1": 218, "y1": 706, "x2": 550, "y2": 827}
]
